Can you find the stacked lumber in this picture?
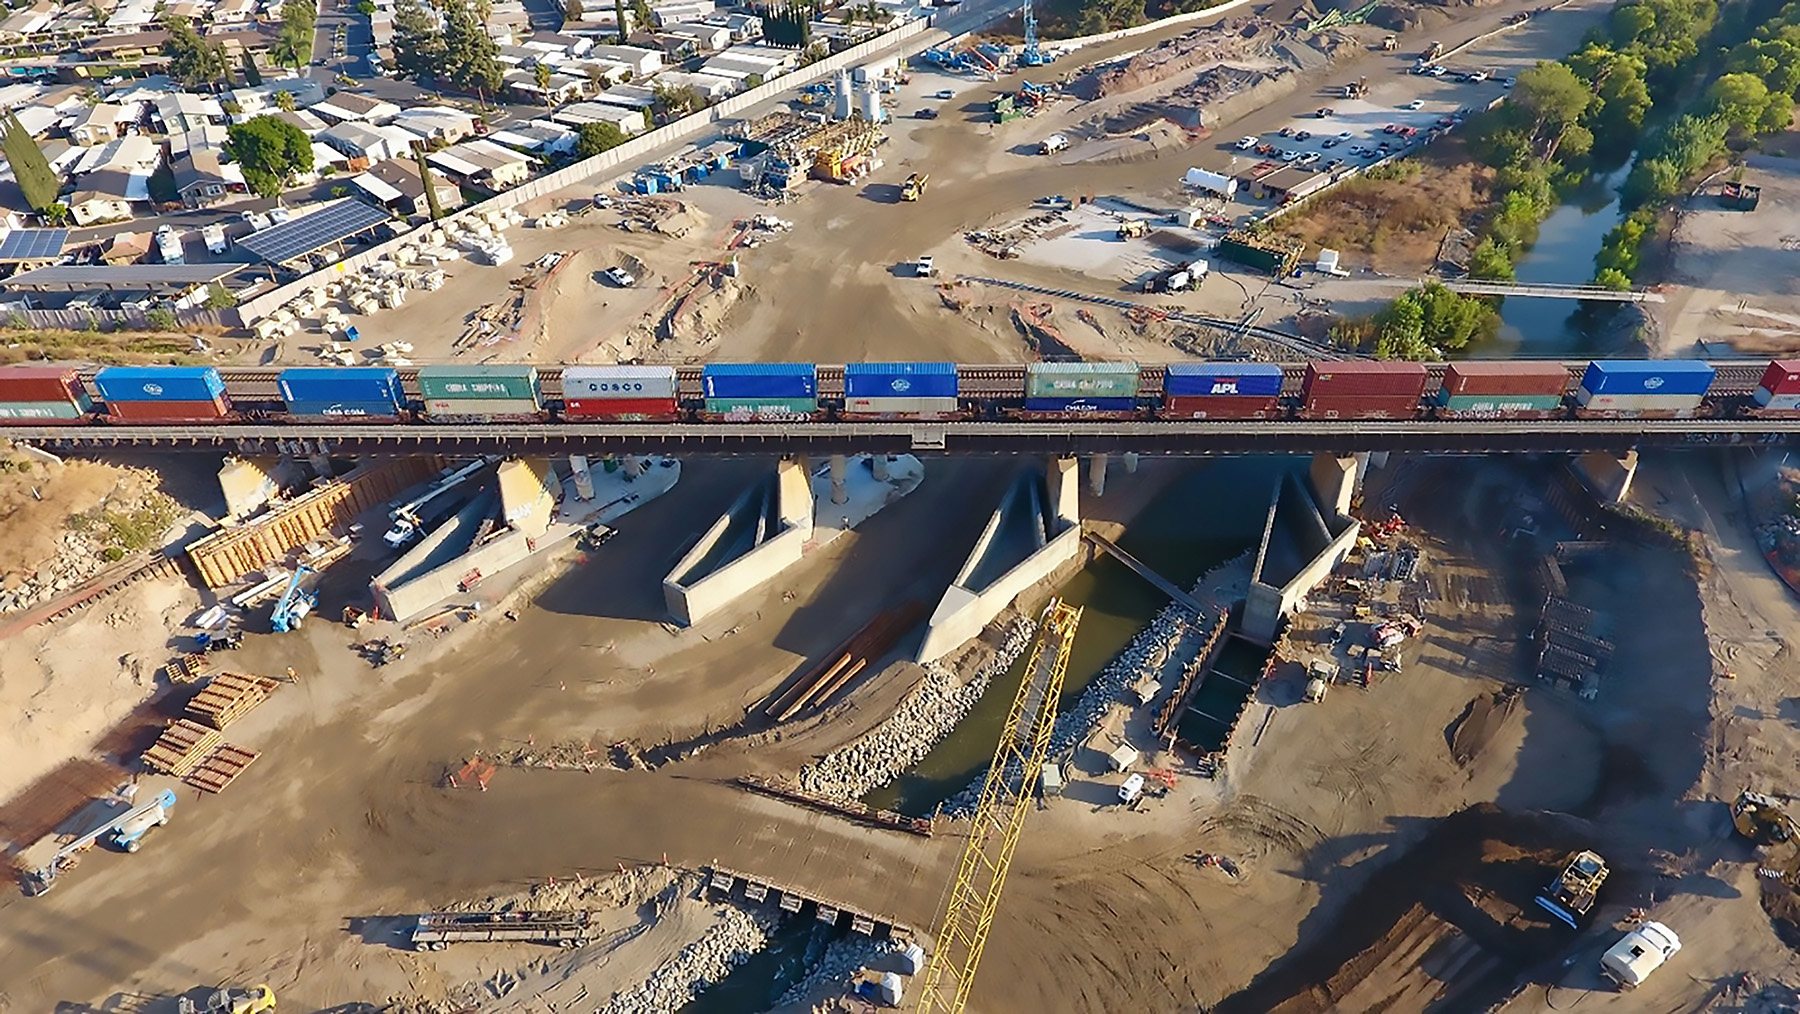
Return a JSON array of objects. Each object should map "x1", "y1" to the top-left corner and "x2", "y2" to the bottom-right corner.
[
  {"x1": 184, "y1": 745, "x2": 260, "y2": 794},
  {"x1": 143, "y1": 720, "x2": 222, "y2": 776},
  {"x1": 161, "y1": 653, "x2": 209, "y2": 685},
  {"x1": 185, "y1": 672, "x2": 279, "y2": 730}
]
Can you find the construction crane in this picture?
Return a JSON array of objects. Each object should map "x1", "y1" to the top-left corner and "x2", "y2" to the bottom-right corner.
[
  {"x1": 917, "y1": 598, "x2": 1082, "y2": 1012},
  {"x1": 1019, "y1": 0, "x2": 1046, "y2": 67},
  {"x1": 270, "y1": 564, "x2": 319, "y2": 633},
  {"x1": 21, "y1": 787, "x2": 179, "y2": 895}
]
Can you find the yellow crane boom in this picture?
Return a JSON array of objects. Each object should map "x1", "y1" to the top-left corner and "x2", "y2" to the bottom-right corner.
[{"x1": 917, "y1": 598, "x2": 1082, "y2": 1013}]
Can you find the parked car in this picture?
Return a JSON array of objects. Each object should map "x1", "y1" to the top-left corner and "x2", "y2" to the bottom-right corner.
[
  {"x1": 936, "y1": 88, "x2": 955, "y2": 99},
  {"x1": 1278, "y1": 149, "x2": 1299, "y2": 162},
  {"x1": 1295, "y1": 130, "x2": 1312, "y2": 141},
  {"x1": 1315, "y1": 106, "x2": 1334, "y2": 117},
  {"x1": 1278, "y1": 126, "x2": 1294, "y2": 137},
  {"x1": 1337, "y1": 131, "x2": 1352, "y2": 139},
  {"x1": 1383, "y1": 123, "x2": 1400, "y2": 134},
  {"x1": 1322, "y1": 138, "x2": 1338, "y2": 149},
  {"x1": 1298, "y1": 152, "x2": 1321, "y2": 166},
  {"x1": 916, "y1": 107, "x2": 938, "y2": 119},
  {"x1": 1404, "y1": 99, "x2": 1426, "y2": 110},
  {"x1": 1427, "y1": 65, "x2": 1447, "y2": 77},
  {"x1": 1236, "y1": 135, "x2": 1258, "y2": 149}
]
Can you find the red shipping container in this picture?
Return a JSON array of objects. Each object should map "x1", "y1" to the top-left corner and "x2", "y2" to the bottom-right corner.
[
  {"x1": 1759, "y1": 360, "x2": 1800, "y2": 396},
  {"x1": 1441, "y1": 361, "x2": 1570, "y2": 397},
  {"x1": 105, "y1": 397, "x2": 231, "y2": 422},
  {"x1": 1162, "y1": 395, "x2": 1283, "y2": 420},
  {"x1": 562, "y1": 397, "x2": 681, "y2": 419},
  {"x1": 1303, "y1": 361, "x2": 1428, "y2": 398},
  {"x1": 0, "y1": 366, "x2": 82, "y2": 403},
  {"x1": 1302, "y1": 394, "x2": 1422, "y2": 419}
]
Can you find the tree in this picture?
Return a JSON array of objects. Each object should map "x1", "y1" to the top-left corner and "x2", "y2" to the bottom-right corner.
[
  {"x1": 613, "y1": 0, "x2": 628, "y2": 39},
  {"x1": 1511, "y1": 61, "x2": 1590, "y2": 157},
  {"x1": 576, "y1": 120, "x2": 627, "y2": 156},
  {"x1": 226, "y1": 114, "x2": 314, "y2": 198},
  {"x1": 3, "y1": 111, "x2": 59, "y2": 213},
  {"x1": 586, "y1": 63, "x2": 607, "y2": 92},
  {"x1": 274, "y1": 0, "x2": 318, "y2": 69},
  {"x1": 393, "y1": 0, "x2": 446, "y2": 82},
  {"x1": 164, "y1": 15, "x2": 229, "y2": 89},
  {"x1": 241, "y1": 51, "x2": 263, "y2": 86},
  {"x1": 275, "y1": 88, "x2": 297, "y2": 111},
  {"x1": 652, "y1": 81, "x2": 703, "y2": 116},
  {"x1": 1468, "y1": 237, "x2": 1516, "y2": 281},
  {"x1": 442, "y1": 0, "x2": 502, "y2": 94},
  {"x1": 412, "y1": 142, "x2": 444, "y2": 221},
  {"x1": 1708, "y1": 72, "x2": 1775, "y2": 132},
  {"x1": 534, "y1": 61, "x2": 552, "y2": 97},
  {"x1": 1373, "y1": 294, "x2": 1428, "y2": 360},
  {"x1": 563, "y1": 0, "x2": 582, "y2": 21}
]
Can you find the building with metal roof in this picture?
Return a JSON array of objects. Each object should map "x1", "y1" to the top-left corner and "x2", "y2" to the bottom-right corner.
[
  {"x1": 3, "y1": 264, "x2": 239, "y2": 293},
  {"x1": 234, "y1": 198, "x2": 394, "y2": 266}
]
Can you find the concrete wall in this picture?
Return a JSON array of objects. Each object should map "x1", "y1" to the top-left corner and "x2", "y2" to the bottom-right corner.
[
  {"x1": 664, "y1": 458, "x2": 813, "y2": 627},
  {"x1": 372, "y1": 490, "x2": 496, "y2": 620},
  {"x1": 1573, "y1": 450, "x2": 1638, "y2": 504},
  {"x1": 1244, "y1": 463, "x2": 1362, "y2": 644},
  {"x1": 917, "y1": 457, "x2": 1081, "y2": 663}
]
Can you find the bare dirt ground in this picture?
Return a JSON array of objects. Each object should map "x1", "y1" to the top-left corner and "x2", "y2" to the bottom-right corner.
[
  {"x1": 1657, "y1": 154, "x2": 1800, "y2": 357},
  {"x1": 1271, "y1": 146, "x2": 1496, "y2": 274}
]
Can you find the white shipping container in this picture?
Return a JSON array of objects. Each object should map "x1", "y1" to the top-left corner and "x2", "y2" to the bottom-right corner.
[
  {"x1": 1576, "y1": 391, "x2": 1705, "y2": 411},
  {"x1": 843, "y1": 396, "x2": 960, "y2": 414},
  {"x1": 561, "y1": 365, "x2": 678, "y2": 400},
  {"x1": 1756, "y1": 390, "x2": 1800, "y2": 410}
]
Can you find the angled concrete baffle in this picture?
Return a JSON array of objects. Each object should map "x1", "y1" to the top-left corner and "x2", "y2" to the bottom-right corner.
[
  {"x1": 917, "y1": 456, "x2": 1082, "y2": 663},
  {"x1": 664, "y1": 454, "x2": 925, "y2": 627},
  {"x1": 1242, "y1": 453, "x2": 1365, "y2": 643}
]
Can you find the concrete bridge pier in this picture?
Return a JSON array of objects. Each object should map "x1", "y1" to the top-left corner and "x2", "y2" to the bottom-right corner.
[
  {"x1": 569, "y1": 455, "x2": 595, "y2": 500},
  {"x1": 307, "y1": 452, "x2": 332, "y2": 477},
  {"x1": 1573, "y1": 450, "x2": 1638, "y2": 503},
  {"x1": 1123, "y1": 451, "x2": 1140, "y2": 474},
  {"x1": 871, "y1": 454, "x2": 891, "y2": 481},
  {"x1": 829, "y1": 454, "x2": 849, "y2": 505},
  {"x1": 1089, "y1": 453, "x2": 1108, "y2": 496},
  {"x1": 1309, "y1": 453, "x2": 1362, "y2": 518},
  {"x1": 623, "y1": 455, "x2": 646, "y2": 480}
]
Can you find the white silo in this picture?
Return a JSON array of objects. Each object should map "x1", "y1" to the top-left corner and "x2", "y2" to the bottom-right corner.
[
  {"x1": 834, "y1": 69, "x2": 854, "y2": 120},
  {"x1": 857, "y1": 86, "x2": 884, "y2": 123}
]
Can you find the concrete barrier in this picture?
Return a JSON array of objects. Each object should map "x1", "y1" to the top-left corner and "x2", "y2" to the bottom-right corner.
[{"x1": 664, "y1": 458, "x2": 813, "y2": 626}]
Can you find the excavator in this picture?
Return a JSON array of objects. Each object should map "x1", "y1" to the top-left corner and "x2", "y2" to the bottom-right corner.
[
  {"x1": 1734, "y1": 790, "x2": 1800, "y2": 891},
  {"x1": 178, "y1": 985, "x2": 276, "y2": 1014}
]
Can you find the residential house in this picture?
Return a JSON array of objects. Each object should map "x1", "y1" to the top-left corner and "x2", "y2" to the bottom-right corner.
[
  {"x1": 703, "y1": 50, "x2": 789, "y2": 81},
  {"x1": 67, "y1": 169, "x2": 138, "y2": 224},
  {"x1": 488, "y1": 120, "x2": 574, "y2": 156},
  {"x1": 308, "y1": 140, "x2": 353, "y2": 174},
  {"x1": 572, "y1": 59, "x2": 634, "y2": 88},
  {"x1": 700, "y1": 12, "x2": 761, "y2": 41},
  {"x1": 271, "y1": 108, "x2": 329, "y2": 135},
  {"x1": 633, "y1": 31, "x2": 696, "y2": 60},
  {"x1": 649, "y1": 0, "x2": 712, "y2": 27},
  {"x1": 101, "y1": 0, "x2": 161, "y2": 30},
  {"x1": 550, "y1": 101, "x2": 645, "y2": 136},
  {"x1": 485, "y1": 0, "x2": 529, "y2": 41},
  {"x1": 155, "y1": 92, "x2": 224, "y2": 134},
  {"x1": 209, "y1": 23, "x2": 280, "y2": 59},
  {"x1": 524, "y1": 32, "x2": 593, "y2": 57},
  {"x1": 503, "y1": 68, "x2": 584, "y2": 106},
  {"x1": 169, "y1": 124, "x2": 230, "y2": 157},
  {"x1": 84, "y1": 29, "x2": 170, "y2": 59},
  {"x1": 389, "y1": 106, "x2": 477, "y2": 144},
  {"x1": 211, "y1": 0, "x2": 256, "y2": 24},
  {"x1": 586, "y1": 44, "x2": 662, "y2": 77},
  {"x1": 172, "y1": 148, "x2": 228, "y2": 208},
  {"x1": 12, "y1": 104, "x2": 59, "y2": 139},
  {"x1": 0, "y1": 8, "x2": 54, "y2": 41},
  {"x1": 351, "y1": 157, "x2": 461, "y2": 218},
  {"x1": 662, "y1": 23, "x2": 731, "y2": 52},
  {"x1": 163, "y1": 1, "x2": 210, "y2": 20},
  {"x1": 654, "y1": 70, "x2": 735, "y2": 101},
  {"x1": 308, "y1": 91, "x2": 402, "y2": 125},
  {"x1": 320, "y1": 121, "x2": 398, "y2": 164},
  {"x1": 595, "y1": 82, "x2": 658, "y2": 111},
  {"x1": 230, "y1": 78, "x2": 327, "y2": 117},
  {"x1": 69, "y1": 134, "x2": 160, "y2": 175},
  {"x1": 427, "y1": 138, "x2": 531, "y2": 189},
  {"x1": 100, "y1": 230, "x2": 153, "y2": 264}
]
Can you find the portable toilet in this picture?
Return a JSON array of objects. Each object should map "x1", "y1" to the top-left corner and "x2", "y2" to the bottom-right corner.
[
  {"x1": 1040, "y1": 762, "x2": 1064, "y2": 798},
  {"x1": 1107, "y1": 744, "x2": 1140, "y2": 773}
]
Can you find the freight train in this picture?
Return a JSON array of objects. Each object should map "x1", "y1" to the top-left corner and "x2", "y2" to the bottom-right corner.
[{"x1": 0, "y1": 359, "x2": 1793, "y2": 426}]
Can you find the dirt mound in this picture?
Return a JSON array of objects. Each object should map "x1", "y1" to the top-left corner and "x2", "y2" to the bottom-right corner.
[
  {"x1": 1215, "y1": 805, "x2": 1603, "y2": 1014},
  {"x1": 1074, "y1": 18, "x2": 1279, "y2": 100},
  {"x1": 1448, "y1": 687, "x2": 1521, "y2": 766}
]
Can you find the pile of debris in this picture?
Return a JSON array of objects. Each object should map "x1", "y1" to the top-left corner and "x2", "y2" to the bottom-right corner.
[
  {"x1": 774, "y1": 934, "x2": 900, "y2": 1008},
  {"x1": 0, "y1": 469, "x2": 184, "y2": 615},
  {"x1": 1074, "y1": 18, "x2": 1280, "y2": 99},
  {"x1": 598, "y1": 904, "x2": 776, "y2": 1014},
  {"x1": 614, "y1": 196, "x2": 703, "y2": 238}
]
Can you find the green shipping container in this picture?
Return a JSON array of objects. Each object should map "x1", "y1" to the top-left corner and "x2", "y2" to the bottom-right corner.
[
  {"x1": 1438, "y1": 394, "x2": 1565, "y2": 414},
  {"x1": 416, "y1": 365, "x2": 540, "y2": 402},
  {"x1": 703, "y1": 397, "x2": 818, "y2": 417},
  {"x1": 0, "y1": 401, "x2": 86, "y2": 420},
  {"x1": 1025, "y1": 363, "x2": 1141, "y2": 400}
]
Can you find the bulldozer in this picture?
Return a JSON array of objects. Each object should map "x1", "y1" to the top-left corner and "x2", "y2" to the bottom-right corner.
[
  {"x1": 179, "y1": 985, "x2": 275, "y2": 1014},
  {"x1": 1535, "y1": 850, "x2": 1608, "y2": 928},
  {"x1": 1733, "y1": 790, "x2": 1798, "y2": 846}
]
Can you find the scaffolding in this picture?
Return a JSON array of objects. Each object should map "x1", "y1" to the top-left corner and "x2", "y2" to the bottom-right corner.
[{"x1": 918, "y1": 599, "x2": 1083, "y2": 1013}]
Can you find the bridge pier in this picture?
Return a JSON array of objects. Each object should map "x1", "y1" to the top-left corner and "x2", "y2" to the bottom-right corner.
[
  {"x1": 829, "y1": 454, "x2": 849, "y2": 505},
  {"x1": 1089, "y1": 453, "x2": 1108, "y2": 497},
  {"x1": 1572, "y1": 450, "x2": 1638, "y2": 504},
  {"x1": 1123, "y1": 451, "x2": 1140, "y2": 474},
  {"x1": 1308, "y1": 453, "x2": 1362, "y2": 518},
  {"x1": 871, "y1": 454, "x2": 891, "y2": 481}
]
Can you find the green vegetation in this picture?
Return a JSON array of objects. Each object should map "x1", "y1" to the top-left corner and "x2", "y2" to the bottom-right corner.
[
  {"x1": 143, "y1": 307, "x2": 177, "y2": 331},
  {"x1": 564, "y1": 0, "x2": 582, "y2": 21},
  {"x1": 762, "y1": 5, "x2": 815, "y2": 48},
  {"x1": 273, "y1": 0, "x2": 318, "y2": 69},
  {"x1": 3, "y1": 110, "x2": 60, "y2": 213},
  {"x1": 164, "y1": 15, "x2": 229, "y2": 89},
  {"x1": 226, "y1": 115, "x2": 315, "y2": 198},
  {"x1": 72, "y1": 496, "x2": 185, "y2": 553},
  {"x1": 1330, "y1": 281, "x2": 1501, "y2": 361},
  {"x1": 576, "y1": 120, "x2": 628, "y2": 157},
  {"x1": 394, "y1": 0, "x2": 501, "y2": 94}
]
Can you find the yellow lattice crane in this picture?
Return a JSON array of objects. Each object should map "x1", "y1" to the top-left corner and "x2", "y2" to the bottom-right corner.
[{"x1": 917, "y1": 598, "x2": 1083, "y2": 1013}]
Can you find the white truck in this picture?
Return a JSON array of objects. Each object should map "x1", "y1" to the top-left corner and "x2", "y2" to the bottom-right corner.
[
  {"x1": 1039, "y1": 133, "x2": 1069, "y2": 155},
  {"x1": 1600, "y1": 921, "x2": 1680, "y2": 989}
]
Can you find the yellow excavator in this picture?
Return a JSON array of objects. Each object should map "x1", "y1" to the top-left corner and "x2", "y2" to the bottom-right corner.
[
  {"x1": 179, "y1": 985, "x2": 275, "y2": 1014},
  {"x1": 1734, "y1": 790, "x2": 1800, "y2": 895}
]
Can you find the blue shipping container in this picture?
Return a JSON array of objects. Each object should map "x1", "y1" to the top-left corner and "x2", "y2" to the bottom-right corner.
[
  {"x1": 93, "y1": 366, "x2": 225, "y2": 403},
  {"x1": 844, "y1": 362, "x2": 958, "y2": 399},
  {"x1": 1580, "y1": 360, "x2": 1715, "y2": 397},
  {"x1": 1163, "y1": 363, "x2": 1284, "y2": 397},
  {"x1": 702, "y1": 363, "x2": 817, "y2": 399},
  {"x1": 283, "y1": 399, "x2": 403, "y2": 419},
  {"x1": 278, "y1": 368, "x2": 402, "y2": 408},
  {"x1": 1023, "y1": 397, "x2": 1138, "y2": 412}
]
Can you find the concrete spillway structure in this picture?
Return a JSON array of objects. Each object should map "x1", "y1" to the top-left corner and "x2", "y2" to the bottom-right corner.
[
  {"x1": 1242, "y1": 454, "x2": 1363, "y2": 643},
  {"x1": 917, "y1": 457, "x2": 1082, "y2": 663},
  {"x1": 665, "y1": 454, "x2": 925, "y2": 627}
]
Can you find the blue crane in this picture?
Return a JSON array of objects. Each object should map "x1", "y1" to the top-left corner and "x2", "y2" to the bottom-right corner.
[
  {"x1": 1020, "y1": 0, "x2": 1046, "y2": 66},
  {"x1": 270, "y1": 564, "x2": 319, "y2": 633}
]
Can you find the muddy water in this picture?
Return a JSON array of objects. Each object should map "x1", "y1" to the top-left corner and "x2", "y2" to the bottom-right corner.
[{"x1": 865, "y1": 457, "x2": 1304, "y2": 817}]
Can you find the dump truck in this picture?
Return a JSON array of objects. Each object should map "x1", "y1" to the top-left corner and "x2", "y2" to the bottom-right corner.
[
  {"x1": 1535, "y1": 849, "x2": 1608, "y2": 928},
  {"x1": 409, "y1": 910, "x2": 603, "y2": 950},
  {"x1": 900, "y1": 172, "x2": 928, "y2": 201},
  {"x1": 179, "y1": 985, "x2": 276, "y2": 1014}
]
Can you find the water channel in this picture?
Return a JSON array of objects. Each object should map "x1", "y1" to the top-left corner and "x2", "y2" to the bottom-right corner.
[{"x1": 1486, "y1": 160, "x2": 1636, "y2": 358}]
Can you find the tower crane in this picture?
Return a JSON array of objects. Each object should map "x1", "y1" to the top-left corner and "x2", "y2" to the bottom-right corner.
[{"x1": 917, "y1": 598, "x2": 1083, "y2": 1012}]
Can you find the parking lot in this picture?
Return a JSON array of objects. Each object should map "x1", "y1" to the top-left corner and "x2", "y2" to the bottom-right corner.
[{"x1": 1230, "y1": 75, "x2": 1506, "y2": 174}]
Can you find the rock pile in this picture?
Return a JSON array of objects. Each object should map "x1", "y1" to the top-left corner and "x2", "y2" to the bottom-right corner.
[
  {"x1": 773, "y1": 935, "x2": 898, "y2": 1008},
  {"x1": 0, "y1": 475, "x2": 183, "y2": 615},
  {"x1": 797, "y1": 619, "x2": 1036, "y2": 803},
  {"x1": 598, "y1": 905, "x2": 775, "y2": 1014}
]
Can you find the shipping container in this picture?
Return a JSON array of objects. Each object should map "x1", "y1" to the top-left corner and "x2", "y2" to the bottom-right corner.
[
  {"x1": 1025, "y1": 362, "x2": 1141, "y2": 400},
  {"x1": 1437, "y1": 394, "x2": 1566, "y2": 416},
  {"x1": 0, "y1": 400, "x2": 88, "y2": 421},
  {"x1": 93, "y1": 366, "x2": 226, "y2": 404},
  {"x1": 562, "y1": 396, "x2": 682, "y2": 420},
  {"x1": 702, "y1": 397, "x2": 819, "y2": 417},
  {"x1": 1579, "y1": 360, "x2": 1714, "y2": 397},
  {"x1": 104, "y1": 397, "x2": 232, "y2": 422},
  {"x1": 1021, "y1": 396, "x2": 1140, "y2": 414},
  {"x1": 843, "y1": 362, "x2": 958, "y2": 399},
  {"x1": 1300, "y1": 394, "x2": 1422, "y2": 419},
  {"x1": 416, "y1": 365, "x2": 542, "y2": 403},
  {"x1": 422, "y1": 397, "x2": 545, "y2": 418},
  {"x1": 0, "y1": 366, "x2": 89, "y2": 407},
  {"x1": 1163, "y1": 362, "x2": 1283, "y2": 398},
  {"x1": 1439, "y1": 361, "x2": 1570, "y2": 398},
  {"x1": 1161, "y1": 395, "x2": 1282, "y2": 419},
  {"x1": 1303, "y1": 361, "x2": 1428, "y2": 399},
  {"x1": 561, "y1": 365, "x2": 679, "y2": 401},
  {"x1": 278, "y1": 367, "x2": 404, "y2": 408},
  {"x1": 281, "y1": 399, "x2": 406, "y2": 420},
  {"x1": 1575, "y1": 392, "x2": 1705, "y2": 413},
  {"x1": 1756, "y1": 360, "x2": 1800, "y2": 402},
  {"x1": 1755, "y1": 392, "x2": 1800, "y2": 413},
  {"x1": 701, "y1": 363, "x2": 817, "y2": 399},
  {"x1": 841, "y1": 396, "x2": 961, "y2": 417}
]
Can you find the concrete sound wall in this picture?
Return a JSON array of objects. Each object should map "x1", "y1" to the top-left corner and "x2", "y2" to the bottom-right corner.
[{"x1": 664, "y1": 458, "x2": 814, "y2": 627}]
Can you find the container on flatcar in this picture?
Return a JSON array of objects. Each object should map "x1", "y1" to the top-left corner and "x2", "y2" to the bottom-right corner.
[
  {"x1": 562, "y1": 365, "x2": 680, "y2": 420},
  {"x1": 1025, "y1": 362, "x2": 1141, "y2": 400},
  {"x1": 1577, "y1": 360, "x2": 1713, "y2": 414},
  {"x1": 418, "y1": 365, "x2": 543, "y2": 418},
  {"x1": 0, "y1": 401, "x2": 88, "y2": 421},
  {"x1": 105, "y1": 398, "x2": 233, "y2": 422},
  {"x1": 701, "y1": 363, "x2": 817, "y2": 399},
  {"x1": 277, "y1": 367, "x2": 404, "y2": 419},
  {"x1": 93, "y1": 366, "x2": 227, "y2": 405},
  {"x1": 1756, "y1": 360, "x2": 1800, "y2": 411},
  {"x1": 1021, "y1": 397, "x2": 1139, "y2": 414},
  {"x1": 1161, "y1": 362, "x2": 1283, "y2": 419},
  {"x1": 1301, "y1": 361, "x2": 1427, "y2": 417},
  {"x1": 0, "y1": 366, "x2": 93, "y2": 422},
  {"x1": 842, "y1": 362, "x2": 959, "y2": 417},
  {"x1": 702, "y1": 397, "x2": 819, "y2": 418},
  {"x1": 1436, "y1": 361, "x2": 1568, "y2": 416}
]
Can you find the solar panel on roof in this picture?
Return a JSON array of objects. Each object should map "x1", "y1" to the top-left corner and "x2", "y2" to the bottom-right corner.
[
  {"x1": 235, "y1": 199, "x2": 392, "y2": 265},
  {"x1": 0, "y1": 229, "x2": 69, "y2": 261}
]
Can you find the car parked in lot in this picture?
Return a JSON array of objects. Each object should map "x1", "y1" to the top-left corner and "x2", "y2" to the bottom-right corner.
[
  {"x1": 1237, "y1": 135, "x2": 1258, "y2": 149},
  {"x1": 1279, "y1": 149, "x2": 1299, "y2": 162},
  {"x1": 1298, "y1": 152, "x2": 1321, "y2": 166},
  {"x1": 1325, "y1": 158, "x2": 1345, "y2": 171},
  {"x1": 603, "y1": 266, "x2": 635, "y2": 287},
  {"x1": 1278, "y1": 126, "x2": 1294, "y2": 137},
  {"x1": 916, "y1": 107, "x2": 938, "y2": 119},
  {"x1": 1295, "y1": 130, "x2": 1312, "y2": 141},
  {"x1": 1404, "y1": 99, "x2": 1425, "y2": 110},
  {"x1": 1315, "y1": 106, "x2": 1334, "y2": 117},
  {"x1": 936, "y1": 88, "x2": 955, "y2": 99},
  {"x1": 1321, "y1": 137, "x2": 1337, "y2": 149}
]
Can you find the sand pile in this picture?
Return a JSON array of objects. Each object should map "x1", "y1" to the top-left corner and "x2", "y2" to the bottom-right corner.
[{"x1": 1075, "y1": 18, "x2": 1280, "y2": 100}]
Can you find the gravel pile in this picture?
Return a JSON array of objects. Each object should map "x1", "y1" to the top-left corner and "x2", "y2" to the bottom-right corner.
[
  {"x1": 599, "y1": 905, "x2": 777, "y2": 1014},
  {"x1": 772, "y1": 935, "x2": 899, "y2": 1008},
  {"x1": 796, "y1": 619, "x2": 1036, "y2": 803}
]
